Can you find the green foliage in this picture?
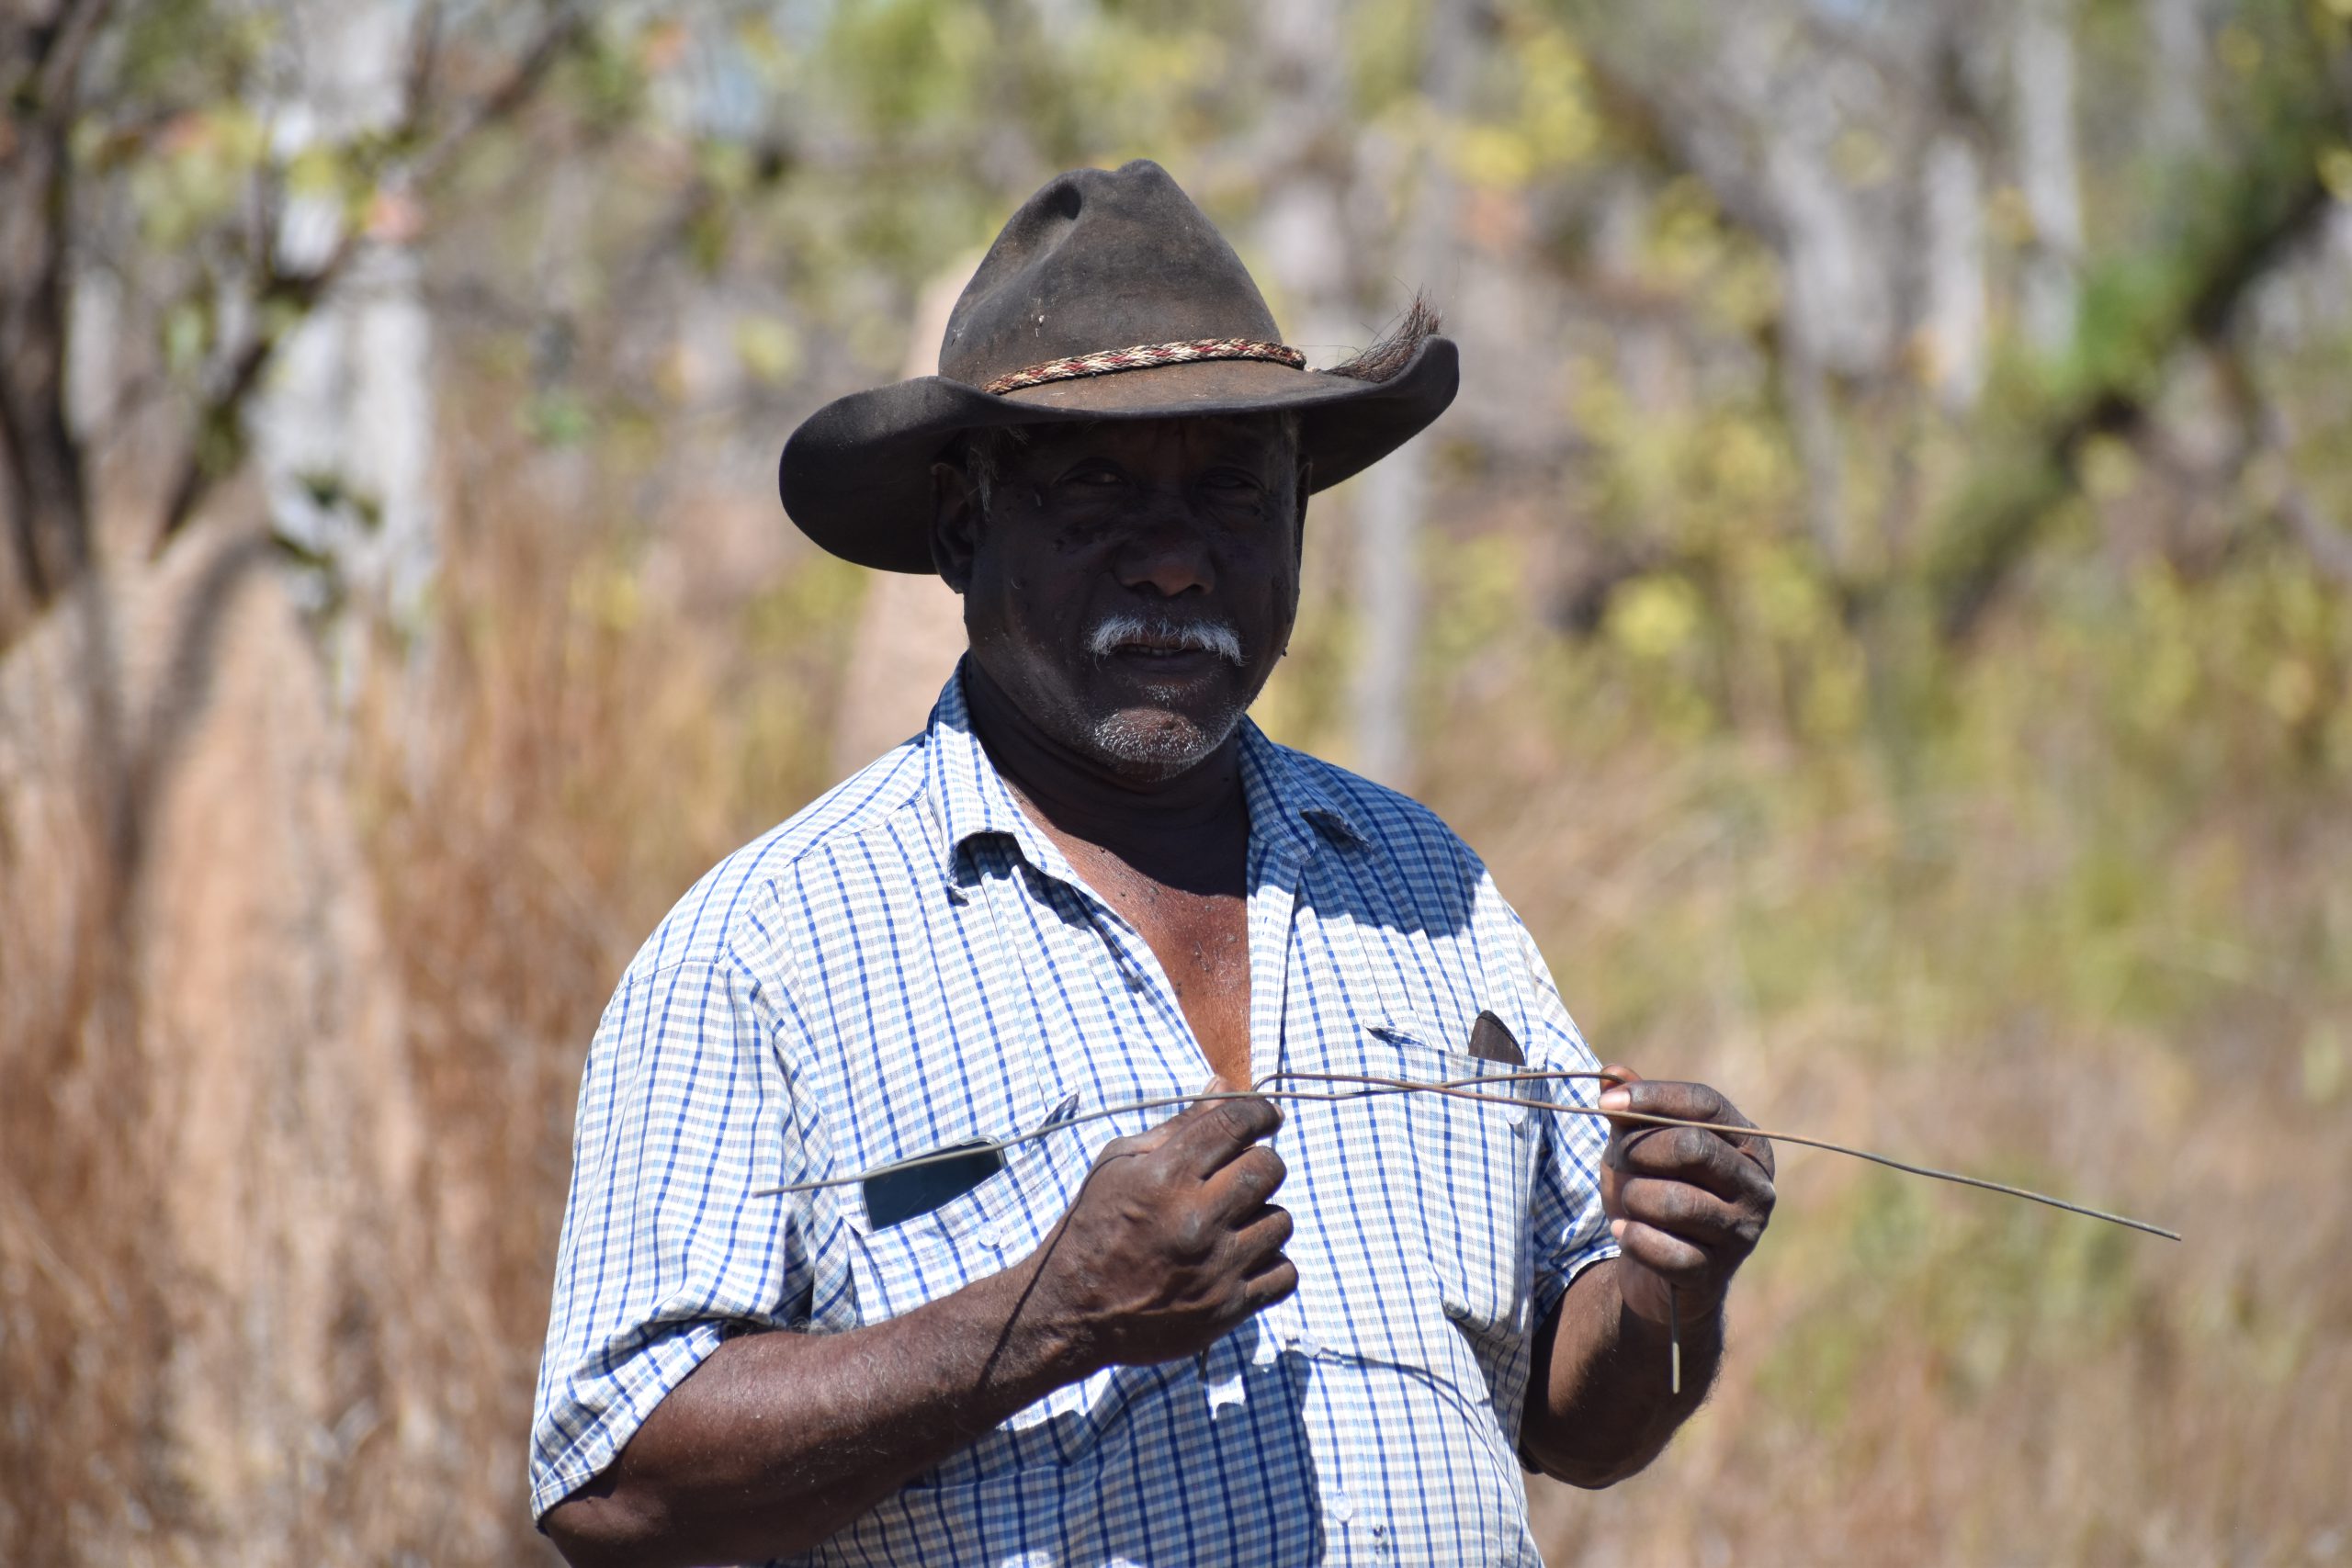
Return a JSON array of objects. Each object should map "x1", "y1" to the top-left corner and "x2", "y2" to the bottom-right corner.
[{"x1": 821, "y1": 0, "x2": 996, "y2": 136}]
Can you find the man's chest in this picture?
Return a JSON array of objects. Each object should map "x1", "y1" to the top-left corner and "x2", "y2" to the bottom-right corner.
[
  {"x1": 1038, "y1": 825, "x2": 1255, "y2": 1086},
  {"x1": 1091, "y1": 876, "x2": 1254, "y2": 1086},
  {"x1": 791, "y1": 842, "x2": 1546, "y2": 1343}
]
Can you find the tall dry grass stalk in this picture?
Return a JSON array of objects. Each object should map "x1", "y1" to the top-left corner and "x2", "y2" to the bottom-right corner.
[
  {"x1": 0, "y1": 587, "x2": 169, "y2": 1559},
  {"x1": 2, "y1": 524, "x2": 439, "y2": 1562}
]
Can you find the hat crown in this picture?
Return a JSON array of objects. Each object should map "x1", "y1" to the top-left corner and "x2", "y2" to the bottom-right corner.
[{"x1": 938, "y1": 161, "x2": 1284, "y2": 387}]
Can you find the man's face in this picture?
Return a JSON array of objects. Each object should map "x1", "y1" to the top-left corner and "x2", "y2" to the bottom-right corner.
[{"x1": 933, "y1": 414, "x2": 1308, "y2": 781}]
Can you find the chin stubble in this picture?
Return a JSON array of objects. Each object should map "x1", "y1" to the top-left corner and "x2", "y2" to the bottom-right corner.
[
  {"x1": 1078, "y1": 612, "x2": 1250, "y2": 773},
  {"x1": 1086, "y1": 706, "x2": 1246, "y2": 773}
]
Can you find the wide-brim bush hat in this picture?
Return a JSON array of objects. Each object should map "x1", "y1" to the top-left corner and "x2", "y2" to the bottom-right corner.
[{"x1": 779, "y1": 159, "x2": 1458, "y2": 573}]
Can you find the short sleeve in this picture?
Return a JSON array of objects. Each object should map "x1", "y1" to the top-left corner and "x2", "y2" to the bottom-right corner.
[
  {"x1": 527, "y1": 953, "x2": 809, "y2": 1522},
  {"x1": 1499, "y1": 907, "x2": 1622, "y2": 1334}
]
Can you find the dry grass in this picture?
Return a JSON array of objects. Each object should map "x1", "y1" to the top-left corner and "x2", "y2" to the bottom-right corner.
[{"x1": 1401, "y1": 514, "x2": 2352, "y2": 1565}]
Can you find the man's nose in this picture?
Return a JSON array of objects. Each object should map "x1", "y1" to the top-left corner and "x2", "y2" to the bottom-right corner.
[{"x1": 1114, "y1": 513, "x2": 1216, "y2": 598}]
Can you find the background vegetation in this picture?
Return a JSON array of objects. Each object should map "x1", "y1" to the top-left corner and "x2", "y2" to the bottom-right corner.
[{"x1": 2, "y1": 0, "x2": 2347, "y2": 1562}]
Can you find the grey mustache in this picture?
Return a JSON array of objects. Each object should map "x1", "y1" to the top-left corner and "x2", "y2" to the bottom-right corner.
[{"x1": 1087, "y1": 613, "x2": 1245, "y2": 665}]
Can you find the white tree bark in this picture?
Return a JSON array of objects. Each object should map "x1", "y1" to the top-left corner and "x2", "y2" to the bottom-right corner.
[
  {"x1": 1924, "y1": 134, "x2": 1989, "y2": 409},
  {"x1": 253, "y1": 0, "x2": 437, "y2": 658},
  {"x1": 1765, "y1": 130, "x2": 1880, "y2": 569},
  {"x1": 1345, "y1": 0, "x2": 1469, "y2": 788},
  {"x1": 2144, "y1": 0, "x2": 2210, "y2": 157},
  {"x1": 1251, "y1": 0, "x2": 1353, "y2": 346},
  {"x1": 2013, "y1": 0, "x2": 2085, "y2": 352}
]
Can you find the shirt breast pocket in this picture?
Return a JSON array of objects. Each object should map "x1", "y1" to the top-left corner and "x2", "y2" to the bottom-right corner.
[
  {"x1": 1284, "y1": 1021, "x2": 1540, "y2": 1353},
  {"x1": 842, "y1": 1112, "x2": 1102, "y2": 1316},
  {"x1": 843, "y1": 1158, "x2": 1014, "y2": 1325},
  {"x1": 1404, "y1": 1035, "x2": 1542, "y2": 1343},
  {"x1": 839, "y1": 1124, "x2": 1111, "y2": 1477}
]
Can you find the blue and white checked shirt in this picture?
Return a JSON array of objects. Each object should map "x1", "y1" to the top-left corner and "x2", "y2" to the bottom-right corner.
[{"x1": 532, "y1": 666, "x2": 1620, "y2": 1565}]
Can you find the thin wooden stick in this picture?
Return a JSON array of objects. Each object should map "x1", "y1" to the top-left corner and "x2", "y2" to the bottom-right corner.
[
  {"x1": 757, "y1": 1074, "x2": 1589, "y2": 1196},
  {"x1": 752, "y1": 1068, "x2": 2181, "y2": 1242}
]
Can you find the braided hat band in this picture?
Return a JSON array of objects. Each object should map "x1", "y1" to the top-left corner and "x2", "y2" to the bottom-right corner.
[{"x1": 982, "y1": 337, "x2": 1306, "y2": 396}]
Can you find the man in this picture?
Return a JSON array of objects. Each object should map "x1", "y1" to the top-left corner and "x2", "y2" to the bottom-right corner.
[{"x1": 531, "y1": 160, "x2": 1774, "y2": 1567}]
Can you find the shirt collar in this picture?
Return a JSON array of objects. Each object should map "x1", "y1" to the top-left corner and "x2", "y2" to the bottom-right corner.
[
  {"x1": 920, "y1": 662, "x2": 1075, "y2": 890},
  {"x1": 1235, "y1": 713, "x2": 1367, "y2": 863},
  {"x1": 919, "y1": 660, "x2": 1366, "y2": 892}
]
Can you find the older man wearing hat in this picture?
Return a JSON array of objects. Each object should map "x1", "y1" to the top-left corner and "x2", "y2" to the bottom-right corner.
[{"x1": 531, "y1": 161, "x2": 1774, "y2": 1566}]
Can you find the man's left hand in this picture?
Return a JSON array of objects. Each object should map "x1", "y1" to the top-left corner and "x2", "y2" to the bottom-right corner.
[{"x1": 1595, "y1": 1067, "x2": 1776, "y2": 1326}]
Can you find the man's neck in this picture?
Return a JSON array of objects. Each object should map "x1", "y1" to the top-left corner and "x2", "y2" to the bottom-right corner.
[{"x1": 960, "y1": 660, "x2": 1249, "y2": 883}]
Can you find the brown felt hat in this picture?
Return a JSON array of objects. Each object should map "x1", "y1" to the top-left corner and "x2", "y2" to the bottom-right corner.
[{"x1": 778, "y1": 159, "x2": 1458, "y2": 573}]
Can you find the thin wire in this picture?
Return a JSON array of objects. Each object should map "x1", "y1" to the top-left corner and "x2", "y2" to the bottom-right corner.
[
  {"x1": 752, "y1": 1067, "x2": 2181, "y2": 1242},
  {"x1": 759, "y1": 1075, "x2": 1585, "y2": 1195}
]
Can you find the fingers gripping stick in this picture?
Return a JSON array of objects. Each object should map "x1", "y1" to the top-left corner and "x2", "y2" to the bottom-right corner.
[{"x1": 1599, "y1": 1066, "x2": 1680, "y2": 1395}]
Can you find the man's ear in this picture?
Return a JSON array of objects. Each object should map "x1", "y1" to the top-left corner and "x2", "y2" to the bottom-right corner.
[{"x1": 930, "y1": 460, "x2": 979, "y2": 593}]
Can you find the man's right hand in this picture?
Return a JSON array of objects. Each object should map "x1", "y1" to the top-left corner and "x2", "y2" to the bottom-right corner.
[{"x1": 1019, "y1": 1092, "x2": 1297, "y2": 1372}]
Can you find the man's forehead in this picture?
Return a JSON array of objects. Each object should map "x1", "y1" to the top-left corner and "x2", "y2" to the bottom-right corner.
[{"x1": 1005, "y1": 414, "x2": 1295, "y2": 466}]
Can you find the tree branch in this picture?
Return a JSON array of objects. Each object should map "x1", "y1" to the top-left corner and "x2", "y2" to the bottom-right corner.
[
  {"x1": 1, "y1": 0, "x2": 114, "y2": 108},
  {"x1": 35, "y1": 0, "x2": 116, "y2": 106},
  {"x1": 1930, "y1": 164, "x2": 2335, "y2": 641},
  {"x1": 151, "y1": 2, "x2": 583, "y2": 550},
  {"x1": 0, "y1": 0, "x2": 116, "y2": 620}
]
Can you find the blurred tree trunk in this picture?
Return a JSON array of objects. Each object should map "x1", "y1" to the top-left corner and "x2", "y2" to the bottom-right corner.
[
  {"x1": 1766, "y1": 130, "x2": 1874, "y2": 572},
  {"x1": 1347, "y1": 0, "x2": 1469, "y2": 788},
  {"x1": 1242, "y1": 0, "x2": 1364, "y2": 761},
  {"x1": 2014, "y1": 0, "x2": 2085, "y2": 352},
  {"x1": 0, "y1": 0, "x2": 104, "y2": 625},
  {"x1": 1924, "y1": 135, "x2": 1989, "y2": 412},
  {"x1": 1251, "y1": 0, "x2": 1355, "y2": 352},
  {"x1": 2145, "y1": 0, "x2": 2211, "y2": 157},
  {"x1": 255, "y1": 0, "x2": 439, "y2": 684}
]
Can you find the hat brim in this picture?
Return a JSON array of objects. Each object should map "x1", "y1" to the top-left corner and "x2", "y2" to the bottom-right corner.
[{"x1": 778, "y1": 336, "x2": 1459, "y2": 573}]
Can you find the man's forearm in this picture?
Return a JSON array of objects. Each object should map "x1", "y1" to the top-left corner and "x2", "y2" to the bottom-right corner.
[
  {"x1": 1518, "y1": 1257, "x2": 1724, "y2": 1489},
  {"x1": 545, "y1": 1254, "x2": 1086, "y2": 1568}
]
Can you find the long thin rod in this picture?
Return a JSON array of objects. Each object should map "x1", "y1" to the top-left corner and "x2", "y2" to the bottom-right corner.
[
  {"x1": 757, "y1": 1074, "x2": 1594, "y2": 1195},
  {"x1": 1271, "y1": 1071, "x2": 2183, "y2": 1240},
  {"x1": 755, "y1": 1068, "x2": 2180, "y2": 1242}
]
